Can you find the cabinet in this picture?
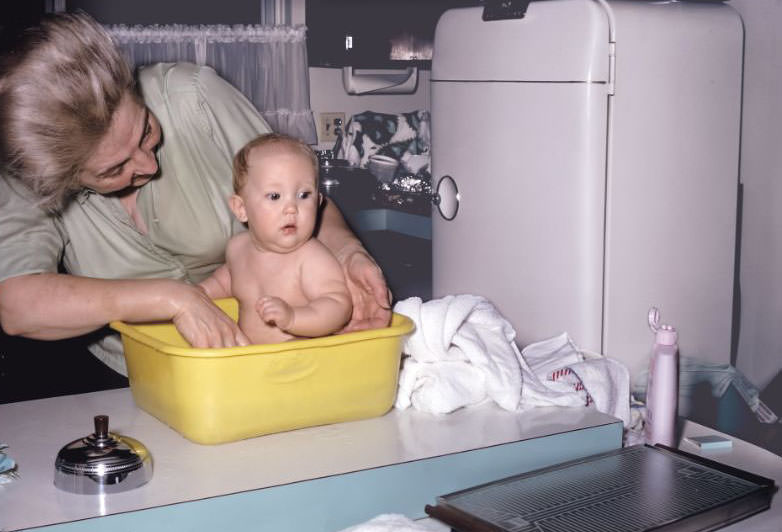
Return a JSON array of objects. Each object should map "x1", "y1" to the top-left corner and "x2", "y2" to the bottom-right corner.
[
  {"x1": 320, "y1": 166, "x2": 432, "y2": 302},
  {"x1": 0, "y1": 328, "x2": 128, "y2": 404}
]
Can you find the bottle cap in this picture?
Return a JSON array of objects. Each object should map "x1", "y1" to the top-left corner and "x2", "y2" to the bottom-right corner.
[
  {"x1": 655, "y1": 326, "x2": 678, "y2": 346},
  {"x1": 648, "y1": 307, "x2": 678, "y2": 345}
]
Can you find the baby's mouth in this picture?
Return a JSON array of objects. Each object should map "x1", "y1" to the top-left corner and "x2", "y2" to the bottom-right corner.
[{"x1": 281, "y1": 223, "x2": 297, "y2": 234}]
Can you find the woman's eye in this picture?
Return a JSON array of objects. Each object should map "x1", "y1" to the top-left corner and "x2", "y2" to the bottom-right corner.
[
  {"x1": 103, "y1": 165, "x2": 125, "y2": 179},
  {"x1": 267, "y1": 192, "x2": 280, "y2": 200}
]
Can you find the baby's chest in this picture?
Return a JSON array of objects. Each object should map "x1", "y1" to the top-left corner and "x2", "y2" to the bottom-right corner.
[{"x1": 230, "y1": 254, "x2": 308, "y2": 303}]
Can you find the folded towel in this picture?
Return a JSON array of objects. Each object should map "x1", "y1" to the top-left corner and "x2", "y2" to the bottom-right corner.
[
  {"x1": 394, "y1": 296, "x2": 631, "y2": 425},
  {"x1": 566, "y1": 357, "x2": 631, "y2": 426},
  {"x1": 517, "y1": 332, "x2": 590, "y2": 410},
  {"x1": 521, "y1": 333, "x2": 630, "y2": 425}
]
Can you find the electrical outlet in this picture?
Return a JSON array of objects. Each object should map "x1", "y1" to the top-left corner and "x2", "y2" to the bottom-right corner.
[{"x1": 317, "y1": 112, "x2": 346, "y2": 143}]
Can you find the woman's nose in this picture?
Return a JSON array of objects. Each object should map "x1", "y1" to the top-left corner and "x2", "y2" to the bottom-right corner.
[{"x1": 131, "y1": 147, "x2": 158, "y2": 176}]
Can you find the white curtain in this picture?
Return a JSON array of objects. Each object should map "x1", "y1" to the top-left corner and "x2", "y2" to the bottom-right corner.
[{"x1": 107, "y1": 24, "x2": 317, "y2": 144}]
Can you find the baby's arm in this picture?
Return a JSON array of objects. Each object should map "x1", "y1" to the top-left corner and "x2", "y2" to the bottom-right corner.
[
  {"x1": 264, "y1": 242, "x2": 352, "y2": 337},
  {"x1": 198, "y1": 264, "x2": 233, "y2": 299},
  {"x1": 256, "y1": 296, "x2": 294, "y2": 330}
]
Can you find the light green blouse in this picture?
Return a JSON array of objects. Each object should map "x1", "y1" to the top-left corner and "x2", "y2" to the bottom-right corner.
[{"x1": 0, "y1": 63, "x2": 271, "y2": 375}]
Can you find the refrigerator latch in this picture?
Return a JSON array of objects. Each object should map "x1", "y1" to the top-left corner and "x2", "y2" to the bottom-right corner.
[
  {"x1": 608, "y1": 41, "x2": 616, "y2": 95},
  {"x1": 482, "y1": 0, "x2": 531, "y2": 21}
]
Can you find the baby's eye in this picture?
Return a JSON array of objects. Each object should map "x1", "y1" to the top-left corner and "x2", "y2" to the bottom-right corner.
[
  {"x1": 266, "y1": 192, "x2": 281, "y2": 200},
  {"x1": 298, "y1": 191, "x2": 312, "y2": 199}
]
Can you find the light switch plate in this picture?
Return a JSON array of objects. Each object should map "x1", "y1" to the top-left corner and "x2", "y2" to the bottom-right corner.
[{"x1": 318, "y1": 112, "x2": 346, "y2": 143}]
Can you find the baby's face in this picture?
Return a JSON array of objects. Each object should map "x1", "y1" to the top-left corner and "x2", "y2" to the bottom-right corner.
[{"x1": 236, "y1": 146, "x2": 319, "y2": 253}]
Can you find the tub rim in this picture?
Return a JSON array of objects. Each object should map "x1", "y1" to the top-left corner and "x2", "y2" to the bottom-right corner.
[{"x1": 110, "y1": 298, "x2": 414, "y2": 359}]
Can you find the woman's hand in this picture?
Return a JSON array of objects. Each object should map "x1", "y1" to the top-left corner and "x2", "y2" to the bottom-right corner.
[
  {"x1": 339, "y1": 249, "x2": 392, "y2": 332},
  {"x1": 0, "y1": 274, "x2": 249, "y2": 345},
  {"x1": 315, "y1": 197, "x2": 392, "y2": 332},
  {"x1": 171, "y1": 283, "x2": 250, "y2": 348}
]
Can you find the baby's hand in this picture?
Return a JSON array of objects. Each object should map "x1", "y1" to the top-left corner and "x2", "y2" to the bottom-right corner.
[{"x1": 256, "y1": 296, "x2": 294, "y2": 330}]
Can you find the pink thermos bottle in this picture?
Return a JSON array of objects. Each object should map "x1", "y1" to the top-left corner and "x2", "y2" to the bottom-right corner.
[{"x1": 645, "y1": 307, "x2": 679, "y2": 447}]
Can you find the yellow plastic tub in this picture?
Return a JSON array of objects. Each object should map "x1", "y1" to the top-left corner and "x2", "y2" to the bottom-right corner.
[{"x1": 110, "y1": 298, "x2": 414, "y2": 445}]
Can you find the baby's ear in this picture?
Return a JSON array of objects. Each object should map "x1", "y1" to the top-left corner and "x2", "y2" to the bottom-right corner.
[
  {"x1": 318, "y1": 192, "x2": 324, "y2": 206},
  {"x1": 228, "y1": 194, "x2": 248, "y2": 223}
]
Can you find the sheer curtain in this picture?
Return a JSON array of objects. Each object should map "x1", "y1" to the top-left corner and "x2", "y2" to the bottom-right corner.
[{"x1": 107, "y1": 24, "x2": 317, "y2": 144}]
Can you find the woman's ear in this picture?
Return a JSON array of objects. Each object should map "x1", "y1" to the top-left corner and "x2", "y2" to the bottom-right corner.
[{"x1": 228, "y1": 194, "x2": 248, "y2": 223}]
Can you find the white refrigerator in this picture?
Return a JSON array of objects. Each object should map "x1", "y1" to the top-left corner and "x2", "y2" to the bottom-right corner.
[{"x1": 430, "y1": 0, "x2": 743, "y2": 380}]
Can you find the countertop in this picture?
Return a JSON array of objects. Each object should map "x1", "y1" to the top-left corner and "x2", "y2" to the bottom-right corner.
[
  {"x1": 0, "y1": 388, "x2": 620, "y2": 531},
  {"x1": 2, "y1": 387, "x2": 776, "y2": 531},
  {"x1": 675, "y1": 418, "x2": 782, "y2": 531},
  {"x1": 416, "y1": 417, "x2": 782, "y2": 532}
]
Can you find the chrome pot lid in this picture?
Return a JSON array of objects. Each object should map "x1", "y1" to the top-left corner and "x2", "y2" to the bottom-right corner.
[{"x1": 54, "y1": 415, "x2": 152, "y2": 494}]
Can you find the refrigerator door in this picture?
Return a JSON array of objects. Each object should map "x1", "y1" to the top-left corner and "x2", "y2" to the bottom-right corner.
[
  {"x1": 601, "y1": 0, "x2": 743, "y2": 378},
  {"x1": 431, "y1": 2, "x2": 611, "y2": 351}
]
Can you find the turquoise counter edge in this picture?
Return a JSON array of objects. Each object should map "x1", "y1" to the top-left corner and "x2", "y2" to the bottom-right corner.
[{"x1": 27, "y1": 420, "x2": 622, "y2": 532}]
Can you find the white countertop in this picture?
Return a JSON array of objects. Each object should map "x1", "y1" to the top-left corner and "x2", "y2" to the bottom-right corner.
[
  {"x1": 3, "y1": 388, "x2": 776, "y2": 532},
  {"x1": 0, "y1": 388, "x2": 620, "y2": 531},
  {"x1": 676, "y1": 419, "x2": 782, "y2": 532},
  {"x1": 415, "y1": 418, "x2": 782, "y2": 532}
]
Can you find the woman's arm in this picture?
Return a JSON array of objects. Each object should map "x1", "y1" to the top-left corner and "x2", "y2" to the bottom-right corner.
[
  {"x1": 315, "y1": 198, "x2": 392, "y2": 331},
  {"x1": 199, "y1": 264, "x2": 232, "y2": 300},
  {"x1": 0, "y1": 273, "x2": 249, "y2": 348}
]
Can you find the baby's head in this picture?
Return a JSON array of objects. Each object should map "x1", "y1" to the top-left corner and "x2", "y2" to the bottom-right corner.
[
  {"x1": 230, "y1": 133, "x2": 322, "y2": 253},
  {"x1": 232, "y1": 133, "x2": 318, "y2": 193}
]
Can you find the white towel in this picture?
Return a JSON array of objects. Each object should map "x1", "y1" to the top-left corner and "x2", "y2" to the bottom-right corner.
[
  {"x1": 394, "y1": 296, "x2": 631, "y2": 425},
  {"x1": 522, "y1": 332, "x2": 630, "y2": 425},
  {"x1": 393, "y1": 296, "x2": 582, "y2": 413},
  {"x1": 338, "y1": 514, "x2": 444, "y2": 532},
  {"x1": 566, "y1": 356, "x2": 631, "y2": 426},
  {"x1": 394, "y1": 295, "x2": 522, "y2": 412},
  {"x1": 517, "y1": 332, "x2": 591, "y2": 410}
]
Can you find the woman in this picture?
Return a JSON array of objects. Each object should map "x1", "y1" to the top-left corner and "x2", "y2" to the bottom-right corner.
[{"x1": 0, "y1": 12, "x2": 391, "y2": 377}]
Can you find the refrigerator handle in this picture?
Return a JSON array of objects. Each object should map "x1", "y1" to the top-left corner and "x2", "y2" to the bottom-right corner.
[{"x1": 432, "y1": 175, "x2": 460, "y2": 221}]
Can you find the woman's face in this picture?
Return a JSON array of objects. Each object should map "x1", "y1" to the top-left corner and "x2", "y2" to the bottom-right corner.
[{"x1": 79, "y1": 93, "x2": 162, "y2": 195}]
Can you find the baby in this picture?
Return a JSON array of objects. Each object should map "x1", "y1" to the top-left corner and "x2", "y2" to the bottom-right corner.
[{"x1": 200, "y1": 133, "x2": 352, "y2": 344}]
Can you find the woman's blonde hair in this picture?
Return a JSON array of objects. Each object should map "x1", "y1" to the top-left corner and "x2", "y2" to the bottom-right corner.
[
  {"x1": 233, "y1": 133, "x2": 319, "y2": 193},
  {"x1": 0, "y1": 12, "x2": 137, "y2": 210}
]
